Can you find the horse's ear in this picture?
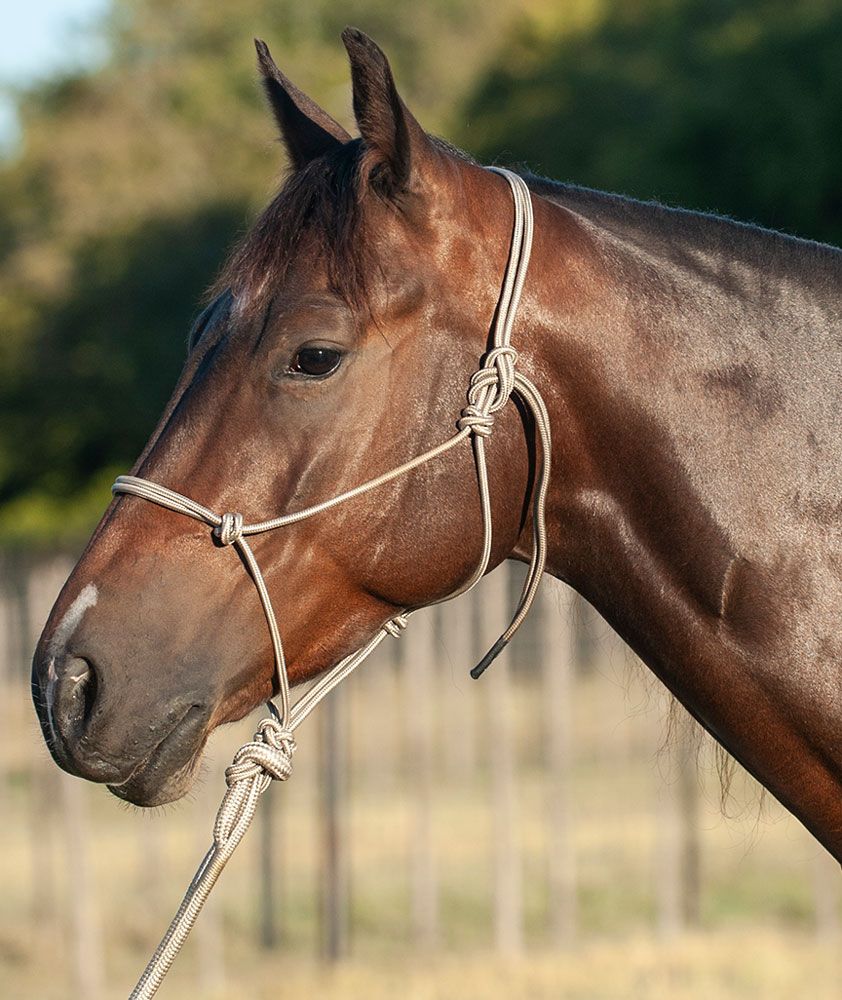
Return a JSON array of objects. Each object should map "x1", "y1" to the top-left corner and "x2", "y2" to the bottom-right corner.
[
  {"x1": 341, "y1": 27, "x2": 437, "y2": 195},
  {"x1": 255, "y1": 39, "x2": 351, "y2": 170}
]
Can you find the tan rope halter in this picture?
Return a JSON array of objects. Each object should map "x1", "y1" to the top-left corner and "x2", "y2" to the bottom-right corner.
[{"x1": 115, "y1": 168, "x2": 551, "y2": 998}]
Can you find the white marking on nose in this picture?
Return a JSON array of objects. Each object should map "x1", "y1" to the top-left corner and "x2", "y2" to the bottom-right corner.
[
  {"x1": 48, "y1": 583, "x2": 98, "y2": 657},
  {"x1": 45, "y1": 583, "x2": 99, "y2": 747}
]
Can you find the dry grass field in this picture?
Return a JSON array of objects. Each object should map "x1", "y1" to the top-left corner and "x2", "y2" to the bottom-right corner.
[{"x1": 2, "y1": 574, "x2": 841, "y2": 998}]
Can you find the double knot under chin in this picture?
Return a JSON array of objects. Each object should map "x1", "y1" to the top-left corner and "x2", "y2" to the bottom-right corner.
[
  {"x1": 214, "y1": 718, "x2": 296, "y2": 848},
  {"x1": 225, "y1": 718, "x2": 296, "y2": 787},
  {"x1": 457, "y1": 346, "x2": 519, "y2": 439},
  {"x1": 215, "y1": 511, "x2": 244, "y2": 546}
]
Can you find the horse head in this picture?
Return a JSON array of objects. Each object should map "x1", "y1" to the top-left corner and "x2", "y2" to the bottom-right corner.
[{"x1": 31, "y1": 30, "x2": 539, "y2": 806}]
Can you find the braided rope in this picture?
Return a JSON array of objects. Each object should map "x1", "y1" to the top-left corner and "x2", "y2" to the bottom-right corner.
[
  {"x1": 127, "y1": 718, "x2": 295, "y2": 999},
  {"x1": 118, "y1": 168, "x2": 551, "y2": 998}
]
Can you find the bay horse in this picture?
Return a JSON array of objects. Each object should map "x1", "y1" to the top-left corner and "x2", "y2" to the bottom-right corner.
[{"x1": 32, "y1": 29, "x2": 842, "y2": 863}]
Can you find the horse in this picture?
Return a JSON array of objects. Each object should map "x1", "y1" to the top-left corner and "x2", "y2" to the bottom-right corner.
[{"x1": 31, "y1": 28, "x2": 842, "y2": 863}]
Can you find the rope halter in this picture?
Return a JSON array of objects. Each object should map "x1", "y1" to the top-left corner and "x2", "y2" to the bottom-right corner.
[{"x1": 118, "y1": 167, "x2": 552, "y2": 999}]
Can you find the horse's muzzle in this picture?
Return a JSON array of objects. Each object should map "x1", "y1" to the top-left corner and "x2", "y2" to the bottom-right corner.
[{"x1": 32, "y1": 643, "x2": 211, "y2": 804}]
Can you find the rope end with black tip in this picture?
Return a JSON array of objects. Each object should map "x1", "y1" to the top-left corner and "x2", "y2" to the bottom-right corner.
[{"x1": 470, "y1": 636, "x2": 509, "y2": 679}]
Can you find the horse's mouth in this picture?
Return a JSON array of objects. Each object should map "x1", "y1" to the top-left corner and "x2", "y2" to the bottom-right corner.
[{"x1": 107, "y1": 704, "x2": 210, "y2": 807}]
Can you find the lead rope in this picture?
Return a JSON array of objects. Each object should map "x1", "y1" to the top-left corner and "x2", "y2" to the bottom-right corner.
[{"x1": 117, "y1": 167, "x2": 550, "y2": 999}]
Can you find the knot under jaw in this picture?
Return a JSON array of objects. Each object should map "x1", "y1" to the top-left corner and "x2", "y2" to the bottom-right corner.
[{"x1": 215, "y1": 512, "x2": 244, "y2": 546}]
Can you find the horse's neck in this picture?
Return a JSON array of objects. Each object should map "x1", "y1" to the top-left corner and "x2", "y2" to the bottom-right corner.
[
  {"x1": 524, "y1": 189, "x2": 842, "y2": 859},
  {"x1": 529, "y1": 186, "x2": 841, "y2": 627}
]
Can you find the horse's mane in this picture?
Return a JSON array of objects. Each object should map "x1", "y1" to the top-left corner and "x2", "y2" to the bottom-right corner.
[
  {"x1": 526, "y1": 171, "x2": 842, "y2": 291},
  {"x1": 214, "y1": 135, "x2": 842, "y2": 326}
]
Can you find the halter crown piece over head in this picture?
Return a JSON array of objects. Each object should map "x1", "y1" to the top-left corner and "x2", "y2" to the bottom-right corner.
[{"x1": 116, "y1": 168, "x2": 552, "y2": 999}]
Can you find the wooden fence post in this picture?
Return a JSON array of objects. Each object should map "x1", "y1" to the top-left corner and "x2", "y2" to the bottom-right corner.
[
  {"x1": 812, "y1": 846, "x2": 841, "y2": 939},
  {"x1": 436, "y1": 595, "x2": 478, "y2": 781},
  {"x1": 319, "y1": 690, "x2": 349, "y2": 962},
  {"x1": 406, "y1": 611, "x2": 439, "y2": 950},
  {"x1": 655, "y1": 697, "x2": 682, "y2": 940},
  {"x1": 196, "y1": 759, "x2": 225, "y2": 996},
  {"x1": 481, "y1": 563, "x2": 524, "y2": 957},
  {"x1": 355, "y1": 642, "x2": 400, "y2": 793},
  {"x1": 14, "y1": 556, "x2": 63, "y2": 931},
  {"x1": 540, "y1": 579, "x2": 577, "y2": 946},
  {"x1": 656, "y1": 706, "x2": 701, "y2": 937},
  {"x1": 676, "y1": 721, "x2": 701, "y2": 927},
  {"x1": 61, "y1": 775, "x2": 106, "y2": 1000},
  {"x1": 0, "y1": 560, "x2": 12, "y2": 820},
  {"x1": 258, "y1": 779, "x2": 280, "y2": 948},
  {"x1": 137, "y1": 817, "x2": 166, "y2": 927}
]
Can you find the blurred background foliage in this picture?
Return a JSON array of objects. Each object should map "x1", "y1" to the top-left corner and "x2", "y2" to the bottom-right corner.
[{"x1": 1, "y1": 0, "x2": 841, "y2": 546}]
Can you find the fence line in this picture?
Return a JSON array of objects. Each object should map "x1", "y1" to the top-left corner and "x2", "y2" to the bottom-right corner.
[{"x1": 2, "y1": 552, "x2": 839, "y2": 994}]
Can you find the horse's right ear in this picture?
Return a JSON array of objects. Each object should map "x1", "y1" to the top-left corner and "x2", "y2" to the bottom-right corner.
[{"x1": 255, "y1": 39, "x2": 351, "y2": 170}]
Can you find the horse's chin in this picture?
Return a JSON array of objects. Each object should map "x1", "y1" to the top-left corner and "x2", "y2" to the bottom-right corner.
[
  {"x1": 107, "y1": 707, "x2": 209, "y2": 807},
  {"x1": 108, "y1": 754, "x2": 202, "y2": 807}
]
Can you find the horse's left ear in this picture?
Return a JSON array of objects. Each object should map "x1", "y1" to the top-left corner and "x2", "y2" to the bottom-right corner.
[
  {"x1": 255, "y1": 39, "x2": 351, "y2": 170},
  {"x1": 341, "y1": 27, "x2": 438, "y2": 195}
]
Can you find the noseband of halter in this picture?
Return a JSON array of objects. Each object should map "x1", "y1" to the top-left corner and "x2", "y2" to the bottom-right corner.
[{"x1": 112, "y1": 168, "x2": 550, "y2": 731}]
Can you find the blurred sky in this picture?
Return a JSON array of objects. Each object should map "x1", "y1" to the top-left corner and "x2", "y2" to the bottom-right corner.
[{"x1": 0, "y1": 0, "x2": 109, "y2": 151}]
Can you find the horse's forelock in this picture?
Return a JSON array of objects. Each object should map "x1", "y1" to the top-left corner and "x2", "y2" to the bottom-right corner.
[
  {"x1": 210, "y1": 139, "x2": 374, "y2": 315},
  {"x1": 210, "y1": 134, "x2": 475, "y2": 319}
]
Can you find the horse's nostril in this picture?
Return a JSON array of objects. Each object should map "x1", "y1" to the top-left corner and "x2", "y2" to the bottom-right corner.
[
  {"x1": 73, "y1": 659, "x2": 99, "y2": 730},
  {"x1": 53, "y1": 655, "x2": 100, "y2": 738}
]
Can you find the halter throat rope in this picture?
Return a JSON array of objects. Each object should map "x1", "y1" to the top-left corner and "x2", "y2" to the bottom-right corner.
[{"x1": 116, "y1": 167, "x2": 551, "y2": 999}]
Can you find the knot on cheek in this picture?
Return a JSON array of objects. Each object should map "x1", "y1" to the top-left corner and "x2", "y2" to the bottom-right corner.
[
  {"x1": 457, "y1": 405, "x2": 495, "y2": 438},
  {"x1": 456, "y1": 346, "x2": 519, "y2": 439},
  {"x1": 215, "y1": 512, "x2": 244, "y2": 546}
]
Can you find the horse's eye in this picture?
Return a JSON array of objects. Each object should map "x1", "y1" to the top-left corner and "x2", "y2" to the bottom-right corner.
[{"x1": 288, "y1": 346, "x2": 342, "y2": 378}]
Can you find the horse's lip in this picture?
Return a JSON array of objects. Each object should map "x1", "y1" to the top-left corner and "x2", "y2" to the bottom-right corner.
[{"x1": 107, "y1": 704, "x2": 209, "y2": 805}]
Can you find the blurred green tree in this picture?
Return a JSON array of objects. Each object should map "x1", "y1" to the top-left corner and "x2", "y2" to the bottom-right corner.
[
  {"x1": 2, "y1": 0, "x2": 840, "y2": 546},
  {"x1": 461, "y1": 0, "x2": 842, "y2": 246},
  {"x1": 0, "y1": 0, "x2": 523, "y2": 545}
]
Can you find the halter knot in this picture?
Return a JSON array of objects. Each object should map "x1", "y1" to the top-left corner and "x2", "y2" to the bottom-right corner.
[
  {"x1": 384, "y1": 614, "x2": 409, "y2": 638},
  {"x1": 458, "y1": 346, "x2": 519, "y2": 438},
  {"x1": 457, "y1": 404, "x2": 495, "y2": 438},
  {"x1": 215, "y1": 511, "x2": 244, "y2": 546},
  {"x1": 212, "y1": 718, "x2": 296, "y2": 850},
  {"x1": 482, "y1": 345, "x2": 518, "y2": 411},
  {"x1": 224, "y1": 718, "x2": 296, "y2": 788}
]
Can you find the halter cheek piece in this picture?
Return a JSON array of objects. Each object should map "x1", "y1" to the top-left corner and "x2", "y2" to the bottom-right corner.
[{"x1": 119, "y1": 168, "x2": 552, "y2": 999}]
